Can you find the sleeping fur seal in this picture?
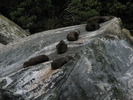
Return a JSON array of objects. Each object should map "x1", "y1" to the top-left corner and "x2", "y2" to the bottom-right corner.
[
  {"x1": 67, "y1": 30, "x2": 80, "y2": 41},
  {"x1": 87, "y1": 16, "x2": 115, "y2": 24},
  {"x1": 86, "y1": 22, "x2": 100, "y2": 31},
  {"x1": 51, "y1": 56, "x2": 73, "y2": 70},
  {"x1": 56, "y1": 40, "x2": 67, "y2": 54},
  {"x1": 23, "y1": 55, "x2": 49, "y2": 68}
]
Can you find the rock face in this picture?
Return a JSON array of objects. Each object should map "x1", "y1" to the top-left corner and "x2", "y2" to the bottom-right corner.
[
  {"x1": 0, "y1": 15, "x2": 29, "y2": 45},
  {"x1": 0, "y1": 17, "x2": 133, "y2": 100}
]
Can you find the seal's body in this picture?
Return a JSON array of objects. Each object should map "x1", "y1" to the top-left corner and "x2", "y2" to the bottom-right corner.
[
  {"x1": 56, "y1": 40, "x2": 67, "y2": 54},
  {"x1": 87, "y1": 16, "x2": 115, "y2": 24},
  {"x1": 86, "y1": 16, "x2": 114, "y2": 31},
  {"x1": 23, "y1": 55, "x2": 49, "y2": 68},
  {"x1": 86, "y1": 22, "x2": 100, "y2": 31},
  {"x1": 51, "y1": 56, "x2": 73, "y2": 70},
  {"x1": 67, "y1": 30, "x2": 80, "y2": 41}
]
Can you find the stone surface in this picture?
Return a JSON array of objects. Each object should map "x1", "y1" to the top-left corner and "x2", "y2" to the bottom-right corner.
[
  {"x1": 0, "y1": 17, "x2": 133, "y2": 100},
  {"x1": 0, "y1": 15, "x2": 29, "y2": 45}
]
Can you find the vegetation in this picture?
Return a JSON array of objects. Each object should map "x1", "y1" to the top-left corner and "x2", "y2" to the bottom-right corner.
[{"x1": 0, "y1": 0, "x2": 133, "y2": 34}]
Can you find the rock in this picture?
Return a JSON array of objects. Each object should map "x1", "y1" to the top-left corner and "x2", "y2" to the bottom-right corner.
[
  {"x1": 51, "y1": 56, "x2": 73, "y2": 70},
  {"x1": 0, "y1": 43, "x2": 4, "y2": 48},
  {"x1": 0, "y1": 17, "x2": 133, "y2": 100},
  {"x1": 67, "y1": 30, "x2": 80, "y2": 41},
  {"x1": 129, "y1": 30, "x2": 133, "y2": 36},
  {"x1": 0, "y1": 15, "x2": 29, "y2": 45}
]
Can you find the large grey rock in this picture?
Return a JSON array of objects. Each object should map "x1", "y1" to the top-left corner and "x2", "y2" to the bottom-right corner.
[
  {"x1": 0, "y1": 43, "x2": 4, "y2": 48},
  {"x1": 0, "y1": 15, "x2": 29, "y2": 45},
  {"x1": 0, "y1": 17, "x2": 133, "y2": 100}
]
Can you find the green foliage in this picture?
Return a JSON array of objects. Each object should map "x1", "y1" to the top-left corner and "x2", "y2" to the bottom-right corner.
[
  {"x1": 99, "y1": 1, "x2": 133, "y2": 29},
  {"x1": 101, "y1": 2, "x2": 126, "y2": 16},
  {"x1": 61, "y1": 0, "x2": 101, "y2": 26},
  {"x1": 0, "y1": 0, "x2": 133, "y2": 33},
  {"x1": 9, "y1": 0, "x2": 52, "y2": 33}
]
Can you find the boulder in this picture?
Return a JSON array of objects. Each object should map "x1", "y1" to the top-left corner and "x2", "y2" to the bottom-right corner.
[
  {"x1": 0, "y1": 15, "x2": 29, "y2": 45},
  {"x1": 0, "y1": 17, "x2": 133, "y2": 100}
]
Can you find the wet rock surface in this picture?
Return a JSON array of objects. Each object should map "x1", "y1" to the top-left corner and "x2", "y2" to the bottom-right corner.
[{"x1": 0, "y1": 17, "x2": 133, "y2": 100}]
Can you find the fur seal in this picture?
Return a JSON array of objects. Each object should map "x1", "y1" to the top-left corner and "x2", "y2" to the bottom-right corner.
[
  {"x1": 87, "y1": 16, "x2": 115, "y2": 24},
  {"x1": 56, "y1": 40, "x2": 67, "y2": 54},
  {"x1": 86, "y1": 22, "x2": 100, "y2": 31},
  {"x1": 23, "y1": 55, "x2": 49, "y2": 68},
  {"x1": 67, "y1": 30, "x2": 80, "y2": 41},
  {"x1": 51, "y1": 56, "x2": 73, "y2": 70}
]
